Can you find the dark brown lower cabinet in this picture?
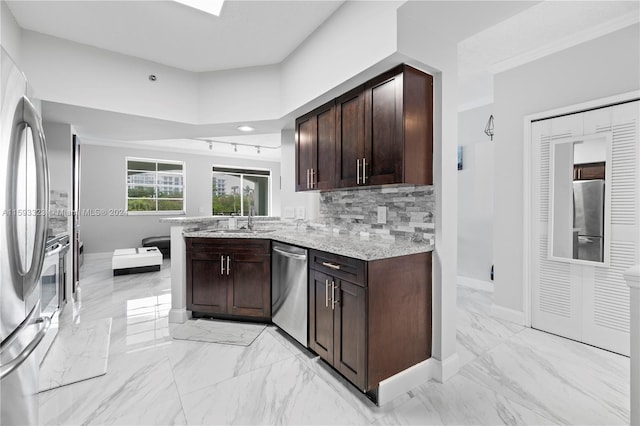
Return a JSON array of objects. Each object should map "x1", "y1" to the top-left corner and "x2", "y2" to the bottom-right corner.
[
  {"x1": 186, "y1": 238, "x2": 271, "y2": 320},
  {"x1": 229, "y1": 252, "x2": 271, "y2": 317},
  {"x1": 309, "y1": 249, "x2": 432, "y2": 397}
]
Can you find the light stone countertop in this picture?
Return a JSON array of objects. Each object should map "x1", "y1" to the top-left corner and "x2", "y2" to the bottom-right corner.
[{"x1": 182, "y1": 227, "x2": 434, "y2": 261}]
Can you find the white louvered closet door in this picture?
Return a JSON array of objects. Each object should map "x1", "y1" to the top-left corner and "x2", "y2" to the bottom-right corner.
[{"x1": 531, "y1": 100, "x2": 639, "y2": 356}]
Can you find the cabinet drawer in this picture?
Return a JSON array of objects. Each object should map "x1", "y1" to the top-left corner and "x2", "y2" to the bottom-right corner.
[
  {"x1": 309, "y1": 250, "x2": 366, "y2": 287},
  {"x1": 187, "y1": 238, "x2": 270, "y2": 255}
]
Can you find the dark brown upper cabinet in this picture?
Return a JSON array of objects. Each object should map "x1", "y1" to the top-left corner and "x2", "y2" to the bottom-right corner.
[
  {"x1": 335, "y1": 86, "x2": 366, "y2": 188},
  {"x1": 295, "y1": 64, "x2": 433, "y2": 192},
  {"x1": 574, "y1": 161, "x2": 605, "y2": 181},
  {"x1": 295, "y1": 101, "x2": 336, "y2": 191}
]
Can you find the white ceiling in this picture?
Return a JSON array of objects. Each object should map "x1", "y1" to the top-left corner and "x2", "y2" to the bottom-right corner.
[{"x1": 6, "y1": 0, "x2": 345, "y2": 72}]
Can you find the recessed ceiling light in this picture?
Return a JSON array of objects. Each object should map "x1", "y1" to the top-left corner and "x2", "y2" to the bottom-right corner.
[
  {"x1": 237, "y1": 125, "x2": 254, "y2": 132},
  {"x1": 174, "y1": 0, "x2": 225, "y2": 17}
]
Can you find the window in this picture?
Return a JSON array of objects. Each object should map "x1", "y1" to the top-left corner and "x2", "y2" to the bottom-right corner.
[
  {"x1": 127, "y1": 158, "x2": 185, "y2": 213},
  {"x1": 212, "y1": 167, "x2": 270, "y2": 216}
]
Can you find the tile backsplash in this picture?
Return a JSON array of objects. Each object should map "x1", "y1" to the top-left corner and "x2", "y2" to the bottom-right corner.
[
  {"x1": 318, "y1": 185, "x2": 435, "y2": 242},
  {"x1": 48, "y1": 190, "x2": 69, "y2": 236}
]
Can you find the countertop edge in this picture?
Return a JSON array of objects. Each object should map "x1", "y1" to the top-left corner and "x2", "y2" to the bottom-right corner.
[{"x1": 182, "y1": 231, "x2": 434, "y2": 261}]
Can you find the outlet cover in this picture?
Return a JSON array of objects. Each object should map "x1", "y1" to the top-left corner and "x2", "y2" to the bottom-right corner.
[
  {"x1": 377, "y1": 206, "x2": 387, "y2": 224},
  {"x1": 283, "y1": 207, "x2": 295, "y2": 219}
]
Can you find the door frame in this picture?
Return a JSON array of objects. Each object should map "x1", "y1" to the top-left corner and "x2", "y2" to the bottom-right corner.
[{"x1": 522, "y1": 90, "x2": 640, "y2": 327}]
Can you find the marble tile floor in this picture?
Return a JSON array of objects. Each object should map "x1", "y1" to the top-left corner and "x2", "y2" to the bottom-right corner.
[
  {"x1": 39, "y1": 317, "x2": 112, "y2": 392},
  {"x1": 39, "y1": 254, "x2": 630, "y2": 425},
  {"x1": 171, "y1": 319, "x2": 266, "y2": 346}
]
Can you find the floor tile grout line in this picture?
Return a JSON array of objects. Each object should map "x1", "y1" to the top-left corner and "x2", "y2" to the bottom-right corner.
[{"x1": 164, "y1": 347, "x2": 191, "y2": 425}]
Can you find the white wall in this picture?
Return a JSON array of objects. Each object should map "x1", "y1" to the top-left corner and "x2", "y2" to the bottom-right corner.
[
  {"x1": 80, "y1": 142, "x2": 281, "y2": 253},
  {"x1": 21, "y1": 31, "x2": 199, "y2": 123},
  {"x1": 396, "y1": 3, "x2": 459, "y2": 378},
  {"x1": 280, "y1": 1, "x2": 401, "y2": 115},
  {"x1": 198, "y1": 65, "x2": 281, "y2": 124},
  {"x1": 574, "y1": 139, "x2": 606, "y2": 164},
  {"x1": 457, "y1": 104, "x2": 494, "y2": 282},
  {"x1": 493, "y1": 23, "x2": 640, "y2": 315},
  {"x1": 15, "y1": 2, "x2": 405, "y2": 129},
  {"x1": 1, "y1": 0, "x2": 22, "y2": 65},
  {"x1": 44, "y1": 122, "x2": 73, "y2": 194}
]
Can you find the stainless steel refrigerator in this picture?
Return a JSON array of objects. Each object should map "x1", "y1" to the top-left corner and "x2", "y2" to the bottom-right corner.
[
  {"x1": 573, "y1": 179, "x2": 605, "y2": 262},
  {"x1": 1, "y1": 47, "x2": 51, "y2": 425}
]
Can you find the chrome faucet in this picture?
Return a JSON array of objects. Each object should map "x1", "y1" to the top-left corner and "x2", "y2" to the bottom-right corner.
[{"x1": 247, "y1": 190, "x2": 255, "y2": 230}]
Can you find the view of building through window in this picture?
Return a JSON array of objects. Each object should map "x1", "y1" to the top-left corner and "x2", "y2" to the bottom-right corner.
[
  {"x1": 127, "y1": 158, "x2": 184, "y2": 213},
  {"x1": 212, "y1": 167, "x2": 270, "y2": 216}
]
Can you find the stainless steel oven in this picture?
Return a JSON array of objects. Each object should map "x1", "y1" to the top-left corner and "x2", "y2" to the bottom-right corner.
[{"x1": 35, "y1": 234, "x2": 69, "y2": 364}]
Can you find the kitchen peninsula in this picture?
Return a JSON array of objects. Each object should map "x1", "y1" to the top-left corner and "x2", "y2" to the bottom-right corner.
[{"x1": 162, "y1": 216, "x2": 434, "y2": 404}]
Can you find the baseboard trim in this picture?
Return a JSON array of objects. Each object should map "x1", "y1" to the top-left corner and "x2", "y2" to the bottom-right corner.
[
  {"x1": 376, "y1": 351, "x2": 461, "y2": 405},
  {"x1": 491, "y1": 303, "x2": 525, "y2": 326},
  {"x1": 169, "y1": 308, "x2": 191, "y2": 324},
  {"x1": 377, "y1": 358, "x2": 436, "y2": 406},
  {"x1": 457, "y1": 276, "x2": 493, "y2": 291},
  {"x1": 432, "y1": 352, "x2": 460, "y2": 382}
]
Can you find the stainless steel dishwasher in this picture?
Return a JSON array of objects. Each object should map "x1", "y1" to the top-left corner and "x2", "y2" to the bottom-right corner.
[{"x1": 271, "y1": 242, "x2": 308, "y2": 347}]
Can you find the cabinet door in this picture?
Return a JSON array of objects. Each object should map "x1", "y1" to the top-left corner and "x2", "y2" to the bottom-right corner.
[
  {"x1": 314, "y1": 102, "x2": 335, "y2": 190},
  {"x1": 333, "y1": 279, "x2": 366, "y2": 391},
  {"x1": 309, "y1": 270, "x2": 334, "y2": 364},
  {"x1": 335, "y1": 86, "x2": 365, "y2": 188},
  {"x1": 296, "y1": 114, "x2": 316, "y2": 191},
  {"x1": 575, "y1": 162, "x2": 605, "y2": 180},
  {"x1": 229, "y1": 253, "x2": 271, "y2": 318},
  {"x1": 188, "y1": 256, "x2": 229, "y2": 314},
  {"x1": 364, "y1": 70, "x2": 403, "y2": 186}
]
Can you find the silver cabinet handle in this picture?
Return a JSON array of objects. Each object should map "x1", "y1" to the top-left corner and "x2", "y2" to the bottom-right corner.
[
  {"x1": 331, "y1": 281, "x2": 337, "y2": 310},
  {"x1": 356, "y1": 159, "x2": 360, "y2": 184},
  {"x1": 6, "y1": 96, "x2": 49, "y2": 300},
  {"x1": 306, "y1": 169, "x2": 310, "y2": 189},
  {"x1": 325, "y1": 279, "x2": 329, "y2": 308},
  {"x1": 310, "y1": 168, "x2": 315, "y2": 188},
  {"x1": 362, "y1": 158, "x2": 367, "y2": 184},
  {"x1": 221, "y1": 255, "x2": 225, "y2": 275},
  {"x1": 227, "y1": 255, "x2": 230, "y2": 275},
  {"x1": 321, "y1": 262, "x2": 341, "y2": 270},
  {"x1": 0, "y1": 315, "x2": 50, "y2": 380}
]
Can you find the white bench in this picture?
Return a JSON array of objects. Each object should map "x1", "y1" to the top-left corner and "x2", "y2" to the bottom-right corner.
[{"x1": 112, "y1": 247, "x2": 162, "y2": 276}]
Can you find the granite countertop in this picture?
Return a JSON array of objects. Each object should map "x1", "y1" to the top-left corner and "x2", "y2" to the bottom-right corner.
[{"x1": 182, "y1": 227, "x2": 434, "y2": 261}]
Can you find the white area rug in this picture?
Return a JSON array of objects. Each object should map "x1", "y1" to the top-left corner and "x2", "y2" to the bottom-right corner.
[
  {"x1": 39, "y1": 318, "x2": 112, "y2": 392},
  {"x1": 171, "y1": 319, "x2": 266, "y2": 346}
]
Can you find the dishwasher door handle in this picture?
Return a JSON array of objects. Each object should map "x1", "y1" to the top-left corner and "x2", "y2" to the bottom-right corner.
[{"x1": 272, "y1": 247, "x2": 307, "y2": 261}]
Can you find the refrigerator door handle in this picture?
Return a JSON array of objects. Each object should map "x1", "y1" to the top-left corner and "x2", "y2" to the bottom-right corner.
[
  {"x1": 0, "y1": 301, "x2": 39, "y2": 354},
  {"x1": 0, "y1": 316, "x2": 50, "y2": 380},
  {"x1": 6, "y1": 96, "x2": 50, "y2": 300}
]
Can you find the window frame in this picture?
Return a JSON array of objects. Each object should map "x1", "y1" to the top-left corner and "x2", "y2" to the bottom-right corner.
[
  {"x1": 125, "y1": 157, "x2": 186, "y2": 215},
  {"x1": 211, "y1": 165, "x2": 272, "y2": 217}
]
